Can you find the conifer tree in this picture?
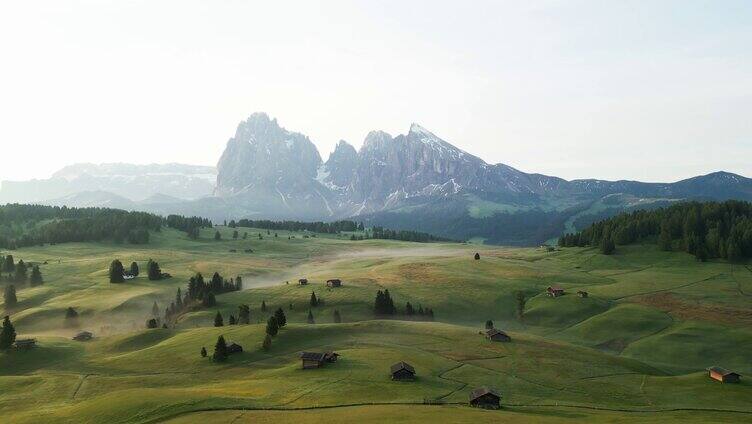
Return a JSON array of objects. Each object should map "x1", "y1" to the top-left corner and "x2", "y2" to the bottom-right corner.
[
  {"x1": 333, "y1": 309, "x2": 341, "y2": 323},
  {"x1": 200, "y1": 346, "x2": 207, "y2": 357},
  {"x1": 3, "y1": 285, "x2": 17, "y2": 309},
  {"x1": 266, "y1": 315, "x2": 279, "y2": 336},
  {"x1": 175, "y1": 288, "x2": 183, "y2": 309},
  {"x1": 130, "y1": 261, "x2": 139, "y2": 276},
  {"x1": 29, "y1": 265, "x2": 43, "y2": 286},
  {"x1": 214, "y1": 311, "x2": 224, "y2": 327},
  {"x1": 307, "y1": 309, "x2": 315, "y2": 324},
  {"x1": 515, "y1": 291, "x2": 526, "y2": 321},
  {"x1": 229, "y1": 315, "x2": 236, "y2": 325},
  {"x1": 405, "y1": 302, "x2": 415, "y2": 316},
  {"x1": 600, "y1": 237, "x2": 615, "y2": 255},
  {"x1": 261, "y1": 300, "x2": 267, "y2": 312},
  {"x1": 274, "y1": 307, "x2": 286, "y2": 327},
  {"x1": 146, "y1": 318, "x2": 158, "y2": 328},
  {"x1": 233, "y1": 230, "x2": 239, "y2": 239},
  {"x1": 214, "y1": 230, "x2": 221, "y2": 241},
  {"x1": 151, "y1": 301, "x2": 160, "y2": 317},
  {"x1": 0, "y1": 315, "x2": 16, "y2": 350},
  {"x1": 14, "y1": 260, "x2": 27, "y2": 283},
  {"x1": 238, "y1": 304, "x2": 250, "y2": 324},
  {"x1": 147, "y1": 259, "x2": 162, "y2": 280},
  {"x1": 2, "y1": 255, "x2": 14, "y2": 273},
  {"x1": 485, "y1": 319, "x2": 494, "y2": 329},
  {"x1": 310, "y1": 291, "x2": 318, "y2": 307},
  {"x1": 109, "y1": 259, "x2": 125, "y2": 283},
  {"x1": 202, "y1": 292, "x2": 216, "y2": 307},
  {"x1": 212, "y1": 335, "x2": 228, "y2": 362}
]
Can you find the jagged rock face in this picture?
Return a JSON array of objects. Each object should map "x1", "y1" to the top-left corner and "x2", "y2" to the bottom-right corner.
[
  {"x1": 319, "y1": 140, "x2": 357, "y2": 191},
  {"x1": 216, "y1": 113, "x2": 322, "y2": 195}
]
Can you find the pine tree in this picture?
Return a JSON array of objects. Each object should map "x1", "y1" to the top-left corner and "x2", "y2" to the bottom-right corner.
[
  {"x1": 109, "y1": 259, "x2": 125, "y2": 283},
  {"x1": 515, "y1": 291, "x2": 526, "y2": 321},
  {"x1": 243, "y1": 232, "x2": 248, "y2": 239},
  {"x1": 202, "y1": 292, "x2": 216, "y2": 307},
  {"x1": 333, "y1": 309, "x2": 341, "y2": 323},
  {"x1": 14, "y1": 260, "x2": 27, "y2": 283},
  {"x1": 212, "y1": 335, "x2": 228, "y2": 362},
  {"x1": 485, "y1": 320, "x2": 494, "y2": 329},
  {"x1": 2, "y1": 255, "x2": 15, "y2": 273},
  {"x1": 310, "y1": 291, "x2": 318, "y2": 307},
  {"x1": 130, "y1": 261, "x2": 139, "y2": 276},
  {"x1": 405, "y1": 302, "x2": 415, "y2": 316},
  {"x1": 3, "y1": 285, "x2": 17, "y2": 310},
  {"x1": 200, "y1": 346, "x2": 207, "y2": 357},
  {"x1": 175, "y1": 288, "x2": 183, "y2": 310},
  {"x1": 229, "y1": 315, "x2": 237, "y2": 325},
  {"x1": 261, "y1": 300, "x2": 267, "y2": 312},
  {"x1": 274, "y1": 308, "x2": 287, "y2": 327},
  {"x1": 262, "y1": 333, "x2": 272, "y2": 351},
  {"x1": 235, "y1": 276, "x2": 242, "y2": 291},
  {"x1": 307, "y1": 309, "x2": 315, "y2": 324},
  {"x1": 658, "y1": 221, "x2": 672, "y2": 251},
  {"x1": 238, "y1": 304, "x2": 250, "y2": 324},
  {"x1": 214, "y1": 311, "x2": 224, "y2": 327},
  {"x1": 214, "y1": 231, "x2": 221, "y2": 241},
  {"x1": 29, "y1": 265, "x2": 43, "y2": 286},
  {"x1": 600, "y1": 237, "x2": 615, "y2": 255},
  {"x1": 147, "y1": 259, "x2": 162, "y2": 280},
  {"x1": 0, "y1": 315, "x2": 16, "y2": 350},
  {"x1": 152, "y1": 301, "x2": 160, "y2": 317},
  {"x1": 233, "y1": 230, "x2": 239, "y2": 239},
  {"x1": 266, "y1": 315, "x2": 279, "y2": 336}
]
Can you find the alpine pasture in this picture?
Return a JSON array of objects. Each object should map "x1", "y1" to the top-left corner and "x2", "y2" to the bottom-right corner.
[{"x1": 1, "y1": 225, "x2": 750, "y2": 423}]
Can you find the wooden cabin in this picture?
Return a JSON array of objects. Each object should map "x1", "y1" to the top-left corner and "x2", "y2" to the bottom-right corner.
[
  {"x1": 547, "y1": 286, "x2": 565, "y2": 297},
  {"x1": 469, "y1": 387, "x2": 501, "y2": 409},
  {"x1": 324, "y1": 351, "x2": 340, "y2": 363},
  {"x1": 298, "y1": 278, "x2": 308, "y2": 285},
  {"x1": 72, "y1": 331, "x2": 93, "y2": 341},
  {"x1": 485, "y1": 328, "x2": 511, "y2": 342},
  {"x1": 326, "y1": 279, "x2": 342, "y2": 288},
  {"x1": 227, "y1": 342, "x2": 243, "y2": 355},
  {"x1": 300, "y1": 352, "x2": 327, "y2": 369},
  {"x1": 577, "y1": 291, "x2": 588, "y2": 298},
  {"x1": 474, "y1": 253, "x2": 480, "y2": 260},
  {"x1": 15, "y1": 338, "x2": 36, "y2": 350},
  {"x1": 707, "y1": 366, "x2": 741, "y2": 383},
  {"x1": 390, "y1": 361, "x2": 416, "y2": 381}
]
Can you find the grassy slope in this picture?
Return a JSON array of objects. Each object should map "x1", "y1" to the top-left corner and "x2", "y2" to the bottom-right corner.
[{"x1": 1, "y1": 228, "x2": 751, "y2": 423}]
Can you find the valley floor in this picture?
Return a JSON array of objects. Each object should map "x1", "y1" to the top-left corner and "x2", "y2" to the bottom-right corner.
[{"x1": 1, "y1": 227, "x2": 751, "y2": 423}]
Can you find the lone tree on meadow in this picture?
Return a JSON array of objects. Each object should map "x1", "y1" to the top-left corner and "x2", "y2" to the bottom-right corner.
[
  {"x1": 474, "y1": 252, "x2": 480, "y2": 260},
  {"x1": 0, "y1": 315, "x2": 16, "y2": 350},
  {"x1": 214, "y1": 230, "x2": 221, "y2": 241},
  {"x1": 307, "y1": 309, "x2": 315, "y2": 324},
  {"x1": 64, "y1": 307, "x2": 79, "y2": 324},
  {"x1": 261, "y1": 300, "x2": 267, "y2": 312},
  {"x1": 238, "y1": 304, "x2": 250, "y2": 324},
  {"x1": 200, "y1": 346, "x2": 207, "y2": 357},
  {"x1": 29, "y1": 265, "x2": 43, "y2": 286},
  {"x1": 485, "y1": 320, "x2": 494, "y2": 329},
  {"x1": 3, "y1": 285, "x2": 17, "y2": 310},
  {"x1": 147, "y1": 259, "x2": 162, "y2": 280},
  {"x1": 266, "y1": 316, "x2": 279, "y2": 336},
  {"x1": 274, "y1": 308, "x2": 287, "y2": 327},
  {"x1": 15, "y1": 260, "x2": 28, "y2": 283},
  {"x1": 212, "y1": 335, "x2": 228, "y2": 362},
  {"x1": 109, "y1": 260, "x2": 125, "y2": 283},
  {"x1": 333, "y1": 309, "x2": 342, "y2": 323},
  {"x1": 214, "y1": 311, "x2": 224, "y2": 327},
  {"x1": 130, "y1": 261, "x2": 139, "y2": 277},
  {"x1": 310, "y1": 291, "x2": 318, "y2": 307}
]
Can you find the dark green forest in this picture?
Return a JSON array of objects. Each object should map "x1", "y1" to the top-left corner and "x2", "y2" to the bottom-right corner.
[{"x1": 559, "y1": 200, "x2": 752, "y2": 261}]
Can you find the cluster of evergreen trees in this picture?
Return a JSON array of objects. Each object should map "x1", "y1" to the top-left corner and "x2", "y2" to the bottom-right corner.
[
  {"x1": 0, "y1": 315, "x2": 15, "y2": 350},
  {"x1": 164, "y1": 214, "x2": 212, "y2": 239},
  {"x1": 230, "y1": 219, "x2": 360, "y2": 233},
  {"x1": 373, "y1": 289, "x2": 435, "y2": 320},
  {"x1": 559, "y1": 200, "x2": 752, "y2": 261},
  {"x1": 185, "y1": 272, "x2": 242, "y2": 307},
  {"x1": 1, "y1": 255, "x2": 43, "y2": 287},
  {"x1": 369, "y1": 226, "x2": 452, "y2": 243}
]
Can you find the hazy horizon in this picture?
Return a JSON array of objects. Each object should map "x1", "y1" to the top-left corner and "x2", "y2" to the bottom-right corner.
[{"x1": 1, "y1": 0, "x2": 751, "y2": 183}]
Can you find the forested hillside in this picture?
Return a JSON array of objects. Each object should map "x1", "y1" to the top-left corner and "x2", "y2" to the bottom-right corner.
[{"x1": 559, "y1": 200, "x2": 752, "y2": 261}]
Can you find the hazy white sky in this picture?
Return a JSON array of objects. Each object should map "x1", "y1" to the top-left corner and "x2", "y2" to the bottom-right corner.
[{"x1": 1, "y1": 0, "x2": 750, "y2": 183}]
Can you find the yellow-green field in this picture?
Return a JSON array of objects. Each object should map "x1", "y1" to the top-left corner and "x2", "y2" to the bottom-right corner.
[{"x1": 1, "y1": 226, "x2": 751, "y2": 423}]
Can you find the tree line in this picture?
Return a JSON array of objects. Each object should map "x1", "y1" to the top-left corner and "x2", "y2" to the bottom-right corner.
[
  {"x1": 368, "y1": 226, "x2": 453, "y2": 243},
  {"x1": 229, "y1": 219, "x2": 360, "y2": 233},
  {"x1": 559, "y1": 200, "x2": 752, "y2": 261},
  {"x1": 373, "y1": 289, "x2": 434, "y2": 320}
]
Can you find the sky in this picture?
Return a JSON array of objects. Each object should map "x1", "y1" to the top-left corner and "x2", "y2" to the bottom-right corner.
[{"x1": 1, "y1": 0, "x2": 751, "y2": 183}]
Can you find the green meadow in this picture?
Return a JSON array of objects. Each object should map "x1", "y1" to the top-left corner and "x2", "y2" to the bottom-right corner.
[{"x1": 1, "y1": 226, "x2": 751, "y2": 423}]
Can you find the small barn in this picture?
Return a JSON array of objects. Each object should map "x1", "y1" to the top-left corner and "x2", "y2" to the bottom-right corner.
[
  {"x1": 390, "y1": 361, "x2": 416, "y2": 381},
  {"x1": 300, "y1": 352, "x2": 327, "y2": 369},
  {"x1": 577, "y1": 291, "x2": 589, "y2": 298},
  {"x1": 707, "y1": 366, "x2": 741, "y2": 383},
  {"x1": 72, "y1": 331, "x2": 93, "y2": 341},
  {"x1": 15, "y1": 339, "x2": 37, "y2": 350},
  {"x1": 547, "y1": 286, "x2": 565, "y2": 297},
  {"x1": 469, "y1": 387, "x2": 501, "y2": 409},
  {"x1": 485, "y1": 328, "x2": 511, "y2": 342},
  {"x1": 227, "y1": 342, "x2": 243, "y2": 355},
  {"x1": 326, "y1": 279, "x2": 342, "y2": 288},
  {"x1": 298, "y1": 278, "x2": 308, "y2": 285}
]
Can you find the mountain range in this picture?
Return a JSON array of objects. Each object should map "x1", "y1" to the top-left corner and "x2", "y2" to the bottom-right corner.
[{"x1": 2, "y1": 112, "x2": 751, "y2": 245}]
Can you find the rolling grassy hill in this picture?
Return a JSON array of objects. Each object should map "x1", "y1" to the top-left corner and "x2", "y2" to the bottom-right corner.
[{"x1": 1, "y1": 226, "x2": 751, "y2": 423}]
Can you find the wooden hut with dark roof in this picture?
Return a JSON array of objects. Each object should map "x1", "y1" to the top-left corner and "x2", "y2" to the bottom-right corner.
[
  {"x1": 707, "y1": 366, "x2": 741, "y2": 383},
  {"x1": 72, "y1": 331, "x2": 93, "y2": 341},
  {"x1": 227, "y1": 342, "x2": 243, "y2": 355},
  {"x1": 300, "y1": 352, "x2": 327, "y2": 369},
  {"x1": 326, "y1": 279, "x2": 342, "y2": 288},
  {"x1": 469, "y1": 387, "x2": 501, "y2": 409},
  {"x1": 298, "y1": 278, "x2": 308, "y2": 285},
  {"x1": 485, "y1": 328, "x2": 511, "y2": 342},
  {"x1": 15, "y1": 338, "x2": 37, "y2": 350},
  {"x1": 547, "y1": 286, "x2": 564, "y2": 297},
  {"x1": 390, "y1": 361, "x2": 416, "y2": 381}
]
